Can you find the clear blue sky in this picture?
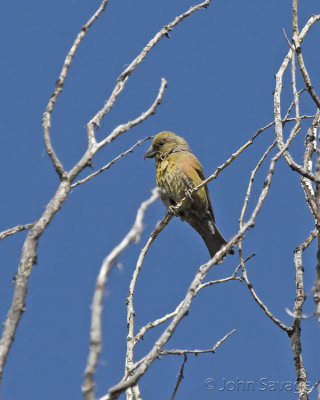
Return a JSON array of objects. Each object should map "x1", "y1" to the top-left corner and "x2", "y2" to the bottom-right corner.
[{"x1": 0, "y1": 0, "x2": 320, "y2": 399}]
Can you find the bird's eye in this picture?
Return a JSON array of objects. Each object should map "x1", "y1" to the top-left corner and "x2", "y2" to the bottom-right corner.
[{"x1": 159, "y1": 141, "x2": 164, "y2": 146}]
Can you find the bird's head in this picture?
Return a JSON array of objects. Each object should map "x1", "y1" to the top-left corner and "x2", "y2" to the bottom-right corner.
[{"x1": 144, "y1": 131, "x2": 191, "y2": 160}]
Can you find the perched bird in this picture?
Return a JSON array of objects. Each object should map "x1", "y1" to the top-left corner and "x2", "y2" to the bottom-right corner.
[{"x1": 144, "y1": 131, "x2": 233, "y2": 257}]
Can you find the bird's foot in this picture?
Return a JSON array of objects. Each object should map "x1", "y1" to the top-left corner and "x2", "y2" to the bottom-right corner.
[
  {"x1": 185, "y1": 189, "x2": 194, "y2": 202},
  {"x1": 168, "y1": 205, "x2": 179, "y2": 216}
]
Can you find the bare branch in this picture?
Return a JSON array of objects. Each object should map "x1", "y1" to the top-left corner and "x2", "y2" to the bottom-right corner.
[
  {"x1": 71, "y1": 136, "x2": 153, "y2": 188},
  {"x1": 273, "y1": 53, "x2": 315, "y2": 180},
  {"x1": 0, "y1": 223, "x2": 34, "y2": 241},
  {"x1": 197, "y1": 275, "x2": 240, "y2": 290},
  {"x1": 124, "y1": 212, "x2": 174, "y2": 388},
  {"x1": 88, "y1": 0, "x2": 211, "y2": 130},
  {"x1": 170, "y1": 120, "x2": 275, "y2": 219},
  {"x1": 238, "y1": 132, "x2": 297, "y2": 333},
  {"x1": 82, "y1": 189, "x2": 159, "y2": 400},
  {"x1": 97, "y1": 78, "x2": 167, "y2": 149},
  {"x1": 239, "y1": 140, "x2": 276, "y2": 227},
  {"x1": 239, "y1": 261, "x2": 292, "y2": 333},
  {"x1": 68, "y1": 78, "x2": 167, "y2": 182},
  {"x1": 0, "y1": 179, "x2": 71, "y2": 382},
  {"x1": 173, "y1": 115, "x2": 315, "y2": 220},
  {"x1": 314, "y1": 122, "x2": 320, "y2": 327},
  {"x1": 197, "y1": 255, "x2": 254, "y2": 291},
  {"x1": 237, "y1": 134, "x2": 291, "y2": 331},
  {"x1": 0, "y1": 77, "x2": 168, "y2": 387},
  {"x1": 133, "y1": 258, "x2": 250, "y2": 349},
  {"x1": 134, "y1": 301, "x2": 182, "y2": 346},
  {"x1": 100, "y1": 125, "x2": 297, "y2": 400},
  {"x1": 161, "y1": 329, "x2": 236, "y2": 356},
  {"x1": 307, "y1": 378, "x2": 320, "y2": 395},
  {"x1": 274, "y1": 13, "x2": 320, "y2": 184},
  {"x1": 301, "y1": 110, "x2": 320, "y2": 219},
  {"x1": 42, "y1": 0, "x2": 110, "y2": 176},
  {"x1": 292, "y1": 2, "x2": 320, "y2": 109},
  {"x1": 291, "y1": 229, "x2": 317, "y2": 400},
  {"x1": 170, "y1": 354, "x2": 187, "y2": 400},
  {"x1": 283, "y1": 88, "x2": 306, "y2": 121}
]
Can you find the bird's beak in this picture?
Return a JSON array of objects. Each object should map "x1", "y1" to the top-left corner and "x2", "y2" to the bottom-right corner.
[{"x1": 144, "y1": 146, "x2": 156, "y2": 159}]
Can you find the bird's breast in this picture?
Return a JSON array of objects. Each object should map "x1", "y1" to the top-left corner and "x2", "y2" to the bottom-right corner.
[{"x1": 156, "y1": 155, "x2": 194, "y2": 208}]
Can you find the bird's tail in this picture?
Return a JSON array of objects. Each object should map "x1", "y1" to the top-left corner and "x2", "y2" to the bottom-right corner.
[{"x1": 188, "y1": 216, "x2": 234, "y2": 258}]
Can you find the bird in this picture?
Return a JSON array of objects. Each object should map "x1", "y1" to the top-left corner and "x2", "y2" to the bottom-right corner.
[{"x1": 144, "y1": 131, "x2": 234, "y2": 258}]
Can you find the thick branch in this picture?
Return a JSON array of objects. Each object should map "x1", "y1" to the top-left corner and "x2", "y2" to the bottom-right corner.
[
  {"x1": 0, "y1": 179, "x2": 71, "y2": 381},
  {"x1": 301, "y1": 110, "x2": 320, "y2": 219},
  {"x1": 291, "y1": 230, "x2": 316, "y2": 400},
  {"x1": 314, "y1": 124, "x2": 320, "y2": 327}
]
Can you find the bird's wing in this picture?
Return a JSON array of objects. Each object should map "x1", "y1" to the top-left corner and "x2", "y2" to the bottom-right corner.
[{"x1": 180, "y1": 152, "x2": 216, "y2": 222}]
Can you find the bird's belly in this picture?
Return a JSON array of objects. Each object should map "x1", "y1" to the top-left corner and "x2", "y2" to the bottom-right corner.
[{"x1": 157, "y1": 167, "x2": 194, "y2": 211}]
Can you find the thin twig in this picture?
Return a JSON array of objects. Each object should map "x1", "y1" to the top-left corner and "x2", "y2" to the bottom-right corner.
[
  {"x1": 133, "y1": 257, "x2": 251, "y2": 350},
  {"x1": 239, "y1": 265, "x2": 292, "y2": 333},
  {"x1": 239, "y1": 140, "x2": 277, "y2": 227},
  {"x1": 169, "y1": 330, "x2": 236, "y2": 399},
  {"x1": 0, "y1": 223, "x2": 34, "y2": 241},
  {"x1": 161, "y1": 329, "x2": 236, "y2": 356},
  {"x1": 237, "y1": 134, "x2": 290, "y2": 331},
  {"x1": 238, "y1": 126, "x2": 300, "y2": 334},
  {"x1": 197, "y1": 275, "x2": 241, "y2": 290},
  {"x1": 68, "y1": 78, "x2": 167, "y2": 182},
  {"x1": 170, "y1": 121, "x2": 275, "y2": 220},
  {"x1": 42, "y1": 0, "x2": 110, "y2": 176},
  {"x1": 134, "y1": 299, "x2": 180, "y2": 346},
  {"x1": 71, "y1": 136, "x2": 153, "y2": 188},
  {"x1": 307, "y1": 378, "x2": 320, "y2": 395},
  {"x1": 283, "y1": 89, "x2": 306, "y2": 121},
  {"x1": 96, "y1": 79, "x2": 167, "y2": 149},
  {"x1": 88, "y1": 0, "x2": 211, "y2": 131},
  {"x1": 292, "y1": 2, "x2": 320, "y2": 109},
  {"x1": 173, "y1": 116, "x2": 314, "y2": 219},
  {"x1": 197, "y1": 255, "x2": 255, "y2": 291},
  {"x1": 170, "y1": 354, "x2": 187, "y2": 400}
]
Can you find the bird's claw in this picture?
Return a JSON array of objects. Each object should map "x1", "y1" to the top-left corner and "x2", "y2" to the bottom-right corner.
[
  {"x1": 185, "y1": 189, "x2": 194, "y2": 202},
  {"x1": 168, "y1": 205, "x2": 179, "y2": 216}
]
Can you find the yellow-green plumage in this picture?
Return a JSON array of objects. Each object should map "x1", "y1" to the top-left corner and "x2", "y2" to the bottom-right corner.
[
  {"x1": 156, "y1": 152, "x2": 208, "y2": 213},
  {"x1": 145, "y1": 131, "x2": 233, "y2": 257}
]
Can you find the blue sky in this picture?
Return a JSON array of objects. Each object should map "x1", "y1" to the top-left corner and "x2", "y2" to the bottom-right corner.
[{"x1": 0, "y1": 0, "x2": 320, "y2": 399}]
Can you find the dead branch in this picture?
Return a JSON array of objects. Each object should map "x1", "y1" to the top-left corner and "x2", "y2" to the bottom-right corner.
[{"x1": 82, "y1": 189, "x2": 159, "y2": 400}]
